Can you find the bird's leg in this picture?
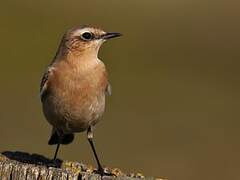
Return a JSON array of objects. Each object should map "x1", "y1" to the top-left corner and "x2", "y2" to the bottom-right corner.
[
  {"x1": 48, "y1": 133, "x2": 62, "y2": 168},
  {"x1": 52, "y1": 129, "x2": 63, "y2": 161},
  {"x1": 87, "y1": 126, "x2": 105, "y2": 175},
  {"x1": 53, "y1": 143, "x2": 60, "y2": 160},
  {"x1": 47, "y1": 143, "x2": 61, "y2": 168}
]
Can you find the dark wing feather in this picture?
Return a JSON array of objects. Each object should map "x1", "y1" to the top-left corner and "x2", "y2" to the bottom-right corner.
[
  {"x1": 40, "y1": 68, "x2": 52, "y2": 102},
  {"x1": 48, "y1": 130, "x2": 74, "y2": 145},
  {"x1": 105, "y1": 83, "x2": 112, "y2": 96}
]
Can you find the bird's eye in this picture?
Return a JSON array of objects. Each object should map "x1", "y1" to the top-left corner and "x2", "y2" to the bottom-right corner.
[{"x1": 81, "y1": 32, "x2": 94, "y2": 41}]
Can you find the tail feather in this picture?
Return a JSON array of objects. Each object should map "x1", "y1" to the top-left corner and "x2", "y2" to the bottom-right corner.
[{"x1": 48, "y1": 131, "x2": 74, "y2": 145}]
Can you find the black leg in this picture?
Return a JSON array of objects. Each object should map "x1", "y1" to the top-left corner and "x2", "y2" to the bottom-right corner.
[
  {"x1": 53, "y1": 143, "x2": 60, "y2": 160},
  {"x1": 87, "y1": 127, "x2": 104, "y2": 175}
]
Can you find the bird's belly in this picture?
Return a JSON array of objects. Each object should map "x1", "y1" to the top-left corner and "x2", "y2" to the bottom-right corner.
[{"x1": 42, "y1": 91, "x2": 106, "y2": 133}]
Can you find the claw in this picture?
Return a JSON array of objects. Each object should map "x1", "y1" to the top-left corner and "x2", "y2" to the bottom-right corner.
[{"x1": 94, "y1": 167, "x2": 116, "y2": 177}]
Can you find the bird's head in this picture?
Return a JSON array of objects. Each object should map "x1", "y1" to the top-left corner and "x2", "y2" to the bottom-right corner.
[{"x1": 59, "y1": 26, "x2": 122, "y2": 57}]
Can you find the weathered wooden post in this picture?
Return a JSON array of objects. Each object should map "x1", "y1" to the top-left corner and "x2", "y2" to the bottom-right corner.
[{"x1": 0, "y1": 151, "x2": 163, "y2": 180}]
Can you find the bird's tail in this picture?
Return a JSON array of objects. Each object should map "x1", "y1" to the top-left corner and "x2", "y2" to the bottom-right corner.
[{"x1": 48, "y1": 129, "x2": 74, "y2": 145}]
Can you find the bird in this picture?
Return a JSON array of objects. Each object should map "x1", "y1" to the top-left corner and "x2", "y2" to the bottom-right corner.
[{"x1": 40, "y1": 25, "x2": 121, "y2": 175}]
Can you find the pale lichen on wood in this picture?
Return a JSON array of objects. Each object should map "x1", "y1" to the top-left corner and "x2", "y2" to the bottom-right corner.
[{"x1": 0, "y1": 151, "x2": 162, "y2": 180}]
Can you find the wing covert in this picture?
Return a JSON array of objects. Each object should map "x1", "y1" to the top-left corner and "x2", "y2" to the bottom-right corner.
[{"x1": 40, "y1": 67, "x2": 53, "y2": 102}]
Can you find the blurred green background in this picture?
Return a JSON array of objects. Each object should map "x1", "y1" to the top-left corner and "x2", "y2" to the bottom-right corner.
[{"x1": 0, "y1": 0, "x2": 240, "y2": 179}]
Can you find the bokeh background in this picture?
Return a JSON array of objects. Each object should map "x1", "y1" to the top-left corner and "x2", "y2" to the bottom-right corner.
[{"x1": 0, "y1": 0, "x2": 240, "y2": 179}]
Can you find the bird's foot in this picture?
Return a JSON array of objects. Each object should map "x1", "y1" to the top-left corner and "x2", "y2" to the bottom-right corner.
[
  {"x1": 47, "y1": 159, "x2": 61, "y2": 168},
  {"x1": 94, "y1": 167, "x2": 116, "y2": 177}
]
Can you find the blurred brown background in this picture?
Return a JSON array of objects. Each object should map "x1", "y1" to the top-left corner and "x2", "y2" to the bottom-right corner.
[{"x1": 0, "y1": 0, "x2": 240, "y2": 179}]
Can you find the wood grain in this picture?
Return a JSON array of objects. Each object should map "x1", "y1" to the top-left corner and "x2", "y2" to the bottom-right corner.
[{"x1": 0, "y1": 151, "x2": 161, "y2": 180}]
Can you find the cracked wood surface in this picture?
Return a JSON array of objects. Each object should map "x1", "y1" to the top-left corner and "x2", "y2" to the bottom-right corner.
[{"x1": 0, "y1": 151, "x2": 162, "y2": 180}]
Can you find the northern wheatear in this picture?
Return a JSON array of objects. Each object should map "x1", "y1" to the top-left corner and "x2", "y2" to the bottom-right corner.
[{"x1": 40, "y1": 25, "x2": 121, "y2": 174}]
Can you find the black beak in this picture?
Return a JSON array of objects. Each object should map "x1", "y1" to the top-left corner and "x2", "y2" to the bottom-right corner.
[{"x1": 102, "y1": 32, "x2": 122, "y2": 40}]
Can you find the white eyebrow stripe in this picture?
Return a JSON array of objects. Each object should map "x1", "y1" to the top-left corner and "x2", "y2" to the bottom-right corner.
[{"x1": 72, "y1": 28, "x2": 92, "y2": 37}]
